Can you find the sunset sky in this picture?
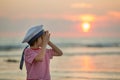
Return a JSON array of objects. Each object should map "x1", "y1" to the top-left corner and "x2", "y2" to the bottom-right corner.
[{"x1": 0, "y1": 0, "x2": 120, "y2": 39}]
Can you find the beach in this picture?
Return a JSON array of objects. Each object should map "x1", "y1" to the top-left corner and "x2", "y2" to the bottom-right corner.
[
  {"x1": 0, "y1": 46, "x2": 120, "y2": 80},
  {"x1": 1, "y1": 0, "x2": 120, "y2": 79}
]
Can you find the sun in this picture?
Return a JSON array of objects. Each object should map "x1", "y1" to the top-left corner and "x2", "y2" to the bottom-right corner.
[{"x1": 81, "y1": 22, "x2": 91, "y2": 32}]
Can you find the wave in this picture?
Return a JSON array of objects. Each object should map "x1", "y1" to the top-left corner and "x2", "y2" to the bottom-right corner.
[
  {"x1": 57, "y1": 42, "x2": 120, "y2": 47},
  {"x1": 0, "y1": 42, "x2": 120, "y2": 51},
  {"x1": 63, "y1": 52, "x2": 120, "y2": 56},
  {"x1": 52, "y1": 70, "x2": 120, "y2": 80},
  {"x1": 0, "y1": 45, "x2": 23, "y2": 51},
  {"x1": 0, "y1": 50, "x2": 120, "y2": 57}
]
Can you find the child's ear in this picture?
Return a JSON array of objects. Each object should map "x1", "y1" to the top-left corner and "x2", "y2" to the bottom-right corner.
[
  {"x1": 41, "y1": 35, "x2": 43, "y2": 39},
  {"x1": 41, "y1": 36, "x2": 44, "y2": 41}
]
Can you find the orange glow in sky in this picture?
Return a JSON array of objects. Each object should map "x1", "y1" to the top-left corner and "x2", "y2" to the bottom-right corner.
[
  {"x1": 0, "y1": 1, "x2": 120, "y2": 38},
  {"x1": 79, "y1": 15, "x2": 95, "y2": 22},
  {"x1": 77, "y1": 15, "x2": 94, "y2": 33},
  {"x1": 81, "y1": 22, "x2": 91, "y2": 32}
]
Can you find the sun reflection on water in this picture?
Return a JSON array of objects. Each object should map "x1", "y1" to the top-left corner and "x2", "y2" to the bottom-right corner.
[{"x1": 80, "y1": 56, "x2": 94, "y2": 71}]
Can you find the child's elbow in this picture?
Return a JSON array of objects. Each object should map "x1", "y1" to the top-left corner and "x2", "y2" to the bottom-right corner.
[
  {"x1": 59, "y1": 51, "x2": 63, "y2": 56},
  {"x1": 34, "y1": 58, "x2": 43, "y2": 62}
]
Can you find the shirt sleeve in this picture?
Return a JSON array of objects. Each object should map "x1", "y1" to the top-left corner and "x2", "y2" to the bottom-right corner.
[
  {"x1": 47, "y1": 49, "x2": 55, "y2": 59},
  {"x1": 24, "y1": 49, "x2": 38, "y2": 64}
]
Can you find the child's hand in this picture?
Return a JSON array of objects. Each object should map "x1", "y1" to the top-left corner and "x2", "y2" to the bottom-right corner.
[{"x1": 42, "y1": 31, "x2": 50, "y2": 45}]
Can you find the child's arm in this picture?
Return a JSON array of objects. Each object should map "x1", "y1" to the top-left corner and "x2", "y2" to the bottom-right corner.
[
  {"x1": 34, "y1": 31, "x2": 50, "y2": 62},
  {"x1": 48, "y1": 41, "x2": 63, "y2": 56},
  {"x1": 34, "y1": 42, "x2": 47, "y2": 62}
]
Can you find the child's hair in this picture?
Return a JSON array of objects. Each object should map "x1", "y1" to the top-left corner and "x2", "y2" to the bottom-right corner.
[
  {"x1": 28, "y1": 34, "x2": 44, "y2": 46},
  {"x1": 29, "y1": 37, "x2": 39, "y2": 46}
]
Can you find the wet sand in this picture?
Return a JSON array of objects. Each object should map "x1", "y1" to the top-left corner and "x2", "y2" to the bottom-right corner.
[{"x1": 0, "y1": 55, "x2": 120, "y2": 80}]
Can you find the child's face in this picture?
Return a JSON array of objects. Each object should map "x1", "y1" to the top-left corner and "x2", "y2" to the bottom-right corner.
[
  {"x1": 35, "y1": 32, "x2": 45, "y2": 47},
  {"x1": 36, "y1": 36, "x2": 43, "y2": 47}
]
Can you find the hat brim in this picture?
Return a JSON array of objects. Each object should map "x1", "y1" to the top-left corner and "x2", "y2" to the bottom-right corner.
[{"x1": 28, "y1": 30, "x2": 44, "y2": 44}]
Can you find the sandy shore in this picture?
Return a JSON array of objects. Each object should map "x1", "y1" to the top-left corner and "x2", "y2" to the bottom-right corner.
[
  {"x1": 0, "y1": 53, "x2": 120, "y2": 80},
  {"x1": 0, "y1": 57, "x2": 26, "y2": 80}
]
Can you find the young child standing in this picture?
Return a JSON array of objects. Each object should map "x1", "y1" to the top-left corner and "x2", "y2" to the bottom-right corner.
[{"x1": 20, "y1": 25, "x2": 63, "y2": 80}]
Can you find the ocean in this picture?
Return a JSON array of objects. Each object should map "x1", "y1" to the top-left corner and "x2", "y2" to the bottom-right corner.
[{"x1": 0, "y1": 37, "x2": 120, "y2": 80}]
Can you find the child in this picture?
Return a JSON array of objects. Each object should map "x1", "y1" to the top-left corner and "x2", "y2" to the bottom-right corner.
[{"x1": 20, "y1": 25, "x2": 63, "y2": 80}]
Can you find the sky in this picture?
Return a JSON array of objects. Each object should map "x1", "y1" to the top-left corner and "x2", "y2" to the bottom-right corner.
[{"x1": 0, "y1": 0, "x2": 120, "y2": 39}]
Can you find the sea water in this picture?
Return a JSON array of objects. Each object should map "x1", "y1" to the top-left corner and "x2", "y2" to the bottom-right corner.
[{"x1": 0, "y1": 38, "x2": 120, "y2": 80}]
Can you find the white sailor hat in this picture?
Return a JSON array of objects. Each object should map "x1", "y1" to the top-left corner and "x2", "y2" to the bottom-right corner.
[{"x1": 22, "y1": 25, "x2": 44, "y2": 44}]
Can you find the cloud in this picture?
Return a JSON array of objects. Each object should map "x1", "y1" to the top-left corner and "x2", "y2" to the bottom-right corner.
[
  {"x1": 71, "y1": 3, "x2": 93, "y2": 9},
  {"x1": 108, "y1": 11, "x2": 120, "y2": 19},
  {"x1": 78, "y1": 15, "x2": 96, "y2": 22},
  {"x1": 0, "y1": 32, "x2": 24, "y2": 38},
  {"x1": 95, "y1": 11, "x2": 120, "y2": 24}
]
